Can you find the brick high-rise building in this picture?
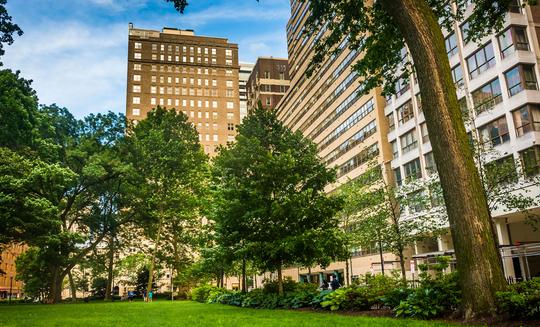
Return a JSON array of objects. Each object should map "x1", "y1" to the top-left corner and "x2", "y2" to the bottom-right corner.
[
  {"x1": 126, "y1": 24, "x2": 240, "y2": 155},
  {"x1": 239, "y1": 62, "x2": 254, "y2": 121},
  {"x1": 247, "y1": 57, "x2": 290, "y2": 111},
  {"x1": 0, "y1": 244, "x2": 26, "y2": 299}
]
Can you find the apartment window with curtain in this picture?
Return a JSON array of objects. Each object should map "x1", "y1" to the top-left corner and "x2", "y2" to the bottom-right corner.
[
  {"x1": 400, "y1": 130, "x2": 418, "y2": 154},
  {"x1": 424, "y1": 152, "x2": 437, "y2": 175},
  {"x1": 397, "y1": 100, "x2": 414, "y2": 125},
  {"x1": 395, "y1": 77, "x2": 410, "y2": 97},
  {"x1": 461, "y1": 21, "x2": 471, "y2": 44},
  {"x1": 394, "y1": 168, "x2": 403, "y2": 186},
  {"x1": 520, "y1": 146, "x2": 540, "y2": 177},
  {"x1": 467, "y1": 42, "x2": 495, "y2": 79},
  {"x1": 505, "y1": 65, "x2": 538, "y2": 97},
  {"x1": 420, "y1": 123, "x2": 429, "y2": 143},
  {"x1": 508, "y1": 0, "x2": 522, "y2": 13},
  {"x1": 478, "y1": 116, "x2": 510, "y2": 147},
  {"x1": 391, "y1": 141, "x2": 399, "y2": 159},
  {"x1": 498, "y1": 26, "x2": 529, "y2": 58},
  {"x1": 512, "y1": 104, "x2": 540, "y2": 136},
  {"x1": 471, "y1": 78, "x2": 502, "y2": 114},
  {"x1": 415, "y1": 93, "x2": 423, "y2": 113}
]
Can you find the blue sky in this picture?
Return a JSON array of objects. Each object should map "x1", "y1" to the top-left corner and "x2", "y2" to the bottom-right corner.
[{"x1": 3, "y1": 0, "x2": 289, "y2": 118}]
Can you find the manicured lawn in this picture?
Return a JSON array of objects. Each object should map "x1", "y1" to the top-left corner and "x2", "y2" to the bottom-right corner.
[{"x1": 0, "y1": 300, "x2": 459, "y2": 326}]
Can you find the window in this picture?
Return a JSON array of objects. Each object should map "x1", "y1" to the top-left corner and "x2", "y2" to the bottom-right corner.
[
  {"x1": 520, "y1": 146, "x2": 540, "y2": 176},
  {"x1": 227, "y1": 113, "x2": 234, "y2": 120},
  {"x1": 134, "y1": 63, "x2": 141, "y2": 71},
  {"x1": 424, "y1": 152, "x2": 437, "y2": 175},
  {"x1": 467, "y1": 43, "x2": 495, "y2": 79},
  {"x1": 264, "y1": 71, "x2": 270, "y2": 78},
  {"x1": 505, "y1": 65, "x2": 538, "y2": 96},
  {"x1": 478, "y1": 116, "x2": 510, "y2": 147},
  {"x1": 394, "y1": 168, "x2": 403, "y2": 186},
  {"x1": 227, "y1": 135, "x2": 235, "y2": 142},
  {"x1": 161, "y1": 44, "x2": 165, "y2": 51},
  {"x1": 400, "y1": 130, "x2": 418, "y2": 154},
  {"x1": 160, "y1": 54, "x2": 164, "y2": 61},
  {"x1": 227, "y1": 123, "x2": 235, "y2": 131},
  {"x1": 471, "y1": 79, "x2": 502, "y2": 114},
  {"x1": 152, "y1": 44, "x2": 158, "y2": 51},
  {"x1": 395, "y1": 77, "x2": 410, "y2": 97},
  {"x1": 134, "y1": 52, "x2": 141, "y2": 59},
  {"x1": 509, "y1": 0, "x2": 522, "y2": 13},
  {"x1": 404, "y1": 158, "x2": 422, "y2": 180},
  {"x1": 212, "y1": 101, "x2": 218, "y2": 108},
  {"x1": 420, "y1": 123, "x2": 429, "y2": 143},
  {"x1": 279, "y1": 72, "x2": 285, "y2": 80},
  {"x1": 226, "y1": 102, "x2": 234, "y2": 109},
  {"x1": 225, "y1": 59, "x2": 232, "y2": 66},
  {"x1": 397, "y1": 100, "x2": 414, "y2": 125},
  {"x1": 133, "y1": 85, "x2": 141, "y2": 93},
  {"x1": 132, "y1": 97, "x2": 140, "y2": 104},
  {"x1": 451, "y1": 64, "x2": 464, "y2": 88},
  {"x1": 498, "y1": 26, "x2": 529, "y2": 58},
  {"x1": 226, "y1": 80, "x2": 233, "y2": 88},
  {"x1": 133, "y1": 74, "x2": 141, "y2": 82},
  {"x1": 211, "y1": 48, "x2": 217, "y2": 55},
  {"x1": 213, "y1": 112, "x2": 218, "y2": 119},
  {"x1": 387, "y1": 113, "x2": 395, "y2": 132},
  {"x1": 225, "y1": 49, "x2": 232, "y2": 57},
  {"x1": 513, "y1": 104, "x2": 540, "y2": 136},
  {"x1": 151, "y1": 86, "x2": 156, "y2": 94},
  {"x1": 415, "y1": 93, "x2": 423, "y2": 113},
  {"x1": 159, "y1": 99, "x2": 164, "y2": 105},
  {"x1": 151, "y1": 75, "x2": 157, "y2": 82},
  {"x1": 461, "y1": 21, "x2": 471, "y2": 44},
  {"x1": 213, "y1": 135, "x2": 218, "y2": 142},
  {"x1": 151, "y1": 98, "x2": 156, "y2": 105},
  {"x1": 266, "y1": 97, "x2": 271, "y2": 106},
  {"x1": 132, "y1": 108, "x2": 140, "y2": 116},
  {"x1": 445, "y1": 33, "x2": 458, "y2": 58},
  {"x1": 391, "y1": 141, "x2": 399, "y2": 159}
]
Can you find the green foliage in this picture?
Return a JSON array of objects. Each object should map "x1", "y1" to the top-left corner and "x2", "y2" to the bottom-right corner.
[
  {"x1": 496, "y1": 277, "x2": 540, "y2": 319},
  {"x1": 262, "y1": 277, "x2": 298, "y2": 294},
  {"x1": 91, "y1": 277, "x2": 108, "y2": 298},
  {"x1": 0, "y1": 0, "x2": 23, "y2": 58},
  {"x1": 321, "y1": 273, "x2": 402, "y2": 311},
  {"x1": 190, "y1": 284, "x2": 219, "y2": 303},
  {"x1": 15, "y1": 247, "x2": 51, "y2": 299},
  {"x1": 212, "y1": 107, "x2": 348, "y2": 293},
  {"x1": 394, "y1": 257, "x2": 461, "y2": 319}
]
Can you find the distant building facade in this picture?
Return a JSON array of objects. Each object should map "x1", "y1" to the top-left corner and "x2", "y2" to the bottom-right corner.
[
  {"x1": 239, "y1": 62, "x2": 254, "y2": 121},
  {"x1": 126, "y1": 24, "x2": 241, "y2": 155},
  {"x1": 0, "y1": 244, "x2": 26, "y2": 299},
  {"x1": 247, "y1": 57, "x2": 290, "y2": 111}
]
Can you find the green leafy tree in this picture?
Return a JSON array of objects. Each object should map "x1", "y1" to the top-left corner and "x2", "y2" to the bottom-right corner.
[
  {"x1": 125, "y1": 107, "x2": 208, "y2": 299},
  {"x1": 213, "y1": 107, "x2": 348, "y2": 295},
  {"x1": 0, "y1": 0, "x2": 23, "y2": 59},
  {"x1": 163, "y1": 0, "x2": 537, "y2": 318},
  {"x1": 339, "y1": 165, "x2": 446, "y2": 280}
]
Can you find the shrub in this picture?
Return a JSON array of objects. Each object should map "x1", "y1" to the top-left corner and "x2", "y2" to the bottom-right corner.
[
  {"x1": 321, "y1": 273, "x2": 402, "y2": 311},
  {"x1": 310, "y1": 289, "x2": 333, "y2": 308},
  {"x1": 394, "y1": 257, "x2": 461, "y2": 319},
  {"x1": 218, "y1": 292, "x2": 245, "y2": 306},
  {"x1": 207, "y1": 288, "x2": 231, "y2": 304},
  {"x1": 496, "y1": 277, "x2": 540, "y2": 319},
  {"x1": 262, "y1": 277, "x2": 298, "y2": 294},
  {"x1": 190, "y1": 284, "x2": 219, "y2": 303},
  {"x1": 283, "y1": 284, "x2": 319, "y2": 309}
]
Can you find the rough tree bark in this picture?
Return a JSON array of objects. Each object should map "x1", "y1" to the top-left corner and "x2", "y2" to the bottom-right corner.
[
  {"x1": 277, "y1": 262, "x2": 284, "y2": 295},
  {"x1": 147, "y1": 214, "x2": 164, "y2": 298},
  {"x1": 379, "y1": 0, "x2": 507, "y2": 318},
  {"x1": 241, "y1": 257, "x2": 247, "y2": 293},
  {"x1": 68, "y1": 271, "x2": 77, "y2": 302}
]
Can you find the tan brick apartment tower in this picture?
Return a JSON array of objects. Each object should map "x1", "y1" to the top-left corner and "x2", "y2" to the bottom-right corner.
[
  {"x1": 247, "y1": 57, "x2": 290, "y2": 111},
  {"x1": 273, "y1": 0, "x2": 394, "y2": 285},
  {"x1": 126, "y1": 24, "x2": 240, "y2": 155}
]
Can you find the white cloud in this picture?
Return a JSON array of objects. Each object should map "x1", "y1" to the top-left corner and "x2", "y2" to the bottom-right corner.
[
  {"x1": 86, "y1": 0, "x2": 148, "y2": 11},
  {"x1": 2, "y1": 21, "x2": 128, "y2": 118}
]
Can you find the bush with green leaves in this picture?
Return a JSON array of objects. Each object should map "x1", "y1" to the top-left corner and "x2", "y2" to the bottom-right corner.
[
  {"x1": 394, "y1": 257, "x2": 461, "y2": 319},
  {"x1": 206, "y1": 287, "x2": 232, "y2": 304},
  {"x1": 496, "y1": 277, "x2": 540, "y2": 319},
  {"x1": 310, "y1": 289, "x2": 333, "y2": 308},
  {"x1": 321, "y1": 273, "x2": 403, "y2": 311},
  {"x1": 283, "y1": 283, "x2": 320, "y2": 309},
  {"x1": 190, "y1": 284, "x2": 219, "y2": 303},
  {"x1": 262, "y1": 277, "x2": 298, "y2": 294}
]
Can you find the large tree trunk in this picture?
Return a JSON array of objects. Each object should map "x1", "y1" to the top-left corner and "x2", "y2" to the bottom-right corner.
[
  {"x1": 379, "y1": 0, "x2": 506, "y2": 319},
  {"x1": 105, "y1": 235, "x2": 115, "y2": 301},
  {"x1": 68, "y1": 270, "x2": 77, "y2": 302},
  {"x1": 47, "y1": 267, "x2": 64, "y2": 304},
  {"x1": 344, "y1": 259, "x2": 349, "y2": 286}
]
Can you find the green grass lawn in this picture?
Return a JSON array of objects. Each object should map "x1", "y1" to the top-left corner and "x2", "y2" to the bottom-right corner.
[{"x1": 0, "y1": 300, "x2": 459, "y2": 327}]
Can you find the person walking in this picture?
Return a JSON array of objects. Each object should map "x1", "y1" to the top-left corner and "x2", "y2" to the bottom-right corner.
[
  {"x1": 330, "y1": 275, "x2": 341, "y2": 290},
  {"x1": 148, "y1": 290, "x2": 153, "y2": 302},
  {"x1": 320, "y1": 279, "x2": 329, "y2": 291}
]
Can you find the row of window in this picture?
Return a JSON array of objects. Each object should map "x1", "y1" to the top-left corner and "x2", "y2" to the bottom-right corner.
[
  {"x1": 135, "y1": 86, "x2": 235, "y2": 98},
  {"x1": 324, "y1": 120, "x2": 377, "y2": 165},
  {"x1": 132, "y1": 96, "x2": 235, "y2": 109},
  {"x1": 133, "y1": 51, "x2": 233, "y2": 66},
  {"x1": 134, "y1": 74, "x2": 235, "y2": 87},
  {"x1": 134, "y1": 42, "x2": 231, "y2": 57},
  {"x1": 133, "y1": 63, "x2": 235, "y2": 77}
]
